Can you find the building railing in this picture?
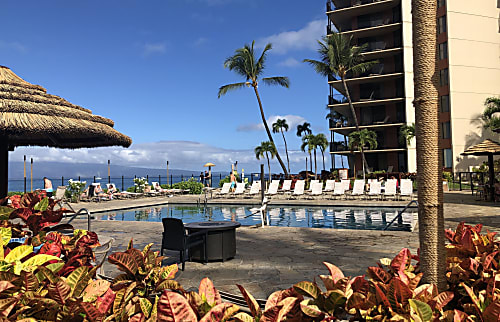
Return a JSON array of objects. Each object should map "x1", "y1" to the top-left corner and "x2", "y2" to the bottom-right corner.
[{"x1": 327, "y1": 0, "x2": 393, "y2": 12}]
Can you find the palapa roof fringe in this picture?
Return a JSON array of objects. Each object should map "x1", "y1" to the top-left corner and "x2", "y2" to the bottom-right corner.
[
  {"x1": 0, "y1": 66, "x2": 131, "y2": 148},
  {"x1": 462, "y1": 139, "x2": 500, "y2": 156}
]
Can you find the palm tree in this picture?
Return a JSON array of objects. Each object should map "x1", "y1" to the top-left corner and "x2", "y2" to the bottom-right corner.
[
  {"x1": 399, "y1": 123, "x2": 416, "y2": 146},
  {"x1": 348, "y1": 129, "x2": 377, "y2": 180},
  {"x1": 412, "y1": 0, "x2": 445, "y2": 289},
  {"x1": 297, "y1": 122, "x2": 313, "y2": 173},
  {"x1": 316, "y1": 133, "x2": 329, "y2": 172},
  {"x1": 301, "y1": 134, "x2": 318, "y2": 179},
  {"x1": 304, "y1": 33, "x2": 377, "y2": 176},
  {"x1": 482, "y1": 97, "x2": 500, "y2": 133},
  {"x1": 254, "y1": 141, "x2": 277, "y2": 185},
  {"x1": 218, "y1": 41, "x2": 289, "y2": 177},
  {"x1": 272, "y1": 119, "x2": 291, "y2": 173},
  {"x1": 326, "y1": 108, "x2": 349, "y2": 168}
]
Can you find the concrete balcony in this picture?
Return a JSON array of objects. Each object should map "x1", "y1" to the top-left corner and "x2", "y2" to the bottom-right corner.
[
  {"x1": 331, "y1": 22, "x2": 402, "y2": 39},
  {"x1": 328, "y1": 72, "x2": 404, "y2": 94},
  {"x1": 327, "y1": 0, "x2": 400, "y2": 31},
  {"x1": 329, "y1": 122, "x2": 405, "y2": 135}
]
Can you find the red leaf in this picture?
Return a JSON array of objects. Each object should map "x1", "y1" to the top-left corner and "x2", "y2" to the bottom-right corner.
[
  {"x1": 96, "y1": 288, "x2": 116, "y2": 315},
  {"x1": 484, "y1": 251, "x2": 498, "y2": 270},
  {"x1": 460, "y1": 258, "x2": 479, "y2": 275},
  {"x1": 199, "y1": 277, "x2": 221, "y2": 306},
  {"x1": 39, "y1": 241, "x2": 62, "y2": 257},
  {"x1": 79, "y1": 302, "x2": 103, "y2": 322},
  {"x1": 387, "y1": 278, "x2": 412, "y2": 309},
  {"x1": 366, "y1": 266, "x2": 391, "y2": 283},
  {"x1": 9, "y1": 208, "x2": 32, "y2": 221},
  {"x1": 199, "y1": 303, "x2": 239, "y2": 322},
  {"x1": 323, "y1": 262, "x2": 345, "y2": 283},
  {"x1": 350, "y1": 275, "x2": 369, "y2": 295},
  {"x1": 237, "y1": 284, "x2": 262, "y2": 318},
  {"x1": 434, "y1": 291, "x2": 454, "y2": 311},
  {"x1": 483, "y1": 300, "x2": 500, "y2": 322},
  {"x1": 373, "y1": 283, "x2": 391, "y2": 308},
  {"x1": 157, "y1": 291, "x2": 197, "y2": 322},
  {"x1": 129, "y1": 313, "x2": 146, "y2": 322},
  {"x1": 390, "y1": 248, "x2": 411, "y2": 273}
]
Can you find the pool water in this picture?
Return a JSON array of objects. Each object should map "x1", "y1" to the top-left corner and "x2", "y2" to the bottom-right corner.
[{"x1": 97, "y1": 205, "x2": 416, "y2": 231}]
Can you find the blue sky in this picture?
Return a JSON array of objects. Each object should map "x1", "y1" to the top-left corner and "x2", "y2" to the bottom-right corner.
[{"x1": 2, "y1": 0, "x2": 343, "y2": 173}]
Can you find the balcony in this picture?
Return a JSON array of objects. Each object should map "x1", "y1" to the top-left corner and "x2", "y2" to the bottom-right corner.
[
  {"x1": 330, "y1": 147, "x2": 406, "y2": 154},
  {"x1": 330, "y1": 122, "x2": 405, "y2": 135},
  {"x1": 361, "y1": 47, "x2": 403, "y2": 60},
  {"x1": 327, "y1": 0, "x2": 398, "y2": 12},
  {"x1": 328, "y1": 72, "x2": 404, "y2": 94},
  {"x1": 334, "y1": 22, "x2": 403, "y2": 39}
]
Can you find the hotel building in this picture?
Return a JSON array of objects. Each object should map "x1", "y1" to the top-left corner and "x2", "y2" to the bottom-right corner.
[{"x1": 326, "y1": 0, "x2": 500, "y2": 173}]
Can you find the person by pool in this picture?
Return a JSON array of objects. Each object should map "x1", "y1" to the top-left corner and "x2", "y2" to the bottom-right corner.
[{"x1": 43, "y1": 177, "x2": 53, "y2": 197}]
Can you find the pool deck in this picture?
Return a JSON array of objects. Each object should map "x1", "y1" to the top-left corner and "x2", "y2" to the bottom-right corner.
[{"x1": 68, "y1": 191, "x2": 499, "y2": 299}]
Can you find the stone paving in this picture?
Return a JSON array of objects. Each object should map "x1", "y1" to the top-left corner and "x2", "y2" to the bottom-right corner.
[{"x1": 68, "y1": 191, "x2": 499, "y2": 299}]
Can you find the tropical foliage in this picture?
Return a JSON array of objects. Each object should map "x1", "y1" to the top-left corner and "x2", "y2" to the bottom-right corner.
[
  {"x1": 218, "y1": 40, "x2": 290, "y2": 176},
  {"x1": 482, "y1": 97, "x2": 500, "y2": 133},
  {"x1": 133, "y1": 177, "x2": 148, "y2": 193},
  {"x1": 304, "y1": 32, "x2": 377, "y2": 176},
  {"x1": 348, "y1": 129, "x2": 378, "y2": 179},
  {"x1": 255, "y1": 141, "x2": 277, "y2": 184},
  {"x1": 272, "y1": 118, "x2": 291, "y2": 174},
  {"x1": 162, "y1": 178, "x2": 204, "y2": 194},
  {"x1": 315, "y1": 133, "x2": 329, "y2": 172},
  {"x1": 67, "y1": 179, "x2": 87, "y2": 202},
  {"x1": 399, "y1": 123, "x2": 416, "y2": 146}
]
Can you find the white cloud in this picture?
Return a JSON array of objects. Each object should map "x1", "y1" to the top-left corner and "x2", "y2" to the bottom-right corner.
[
  {"x1": 237, "y1": 114, "x2": 307, "y2": 132},
  {"x1": 0, "y1": 40, "x2": 26, "y2": 53},
  {"x1": 143, "y1": 42, "x2": 166, "y2": 56},
  {"x1": 9, "y1": 140, "x2": 319, "y2": 173},
  {"x1": 256, "y1": 19, "x2": 324, "y2": 55},
  {"x1": 193, "y1": 37, "x2": 209, "y2": 47},
  {"x1": 278, "y1": 58, "x2": 301, "y2": 67}
]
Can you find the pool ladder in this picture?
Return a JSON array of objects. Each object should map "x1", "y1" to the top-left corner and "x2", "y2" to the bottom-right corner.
[
  {"x1": 64, "y1": 208, "x2": 92, "y2": 231},
  {"x1": 383, "y1": 200, "x2": 418, "y2": 231}
]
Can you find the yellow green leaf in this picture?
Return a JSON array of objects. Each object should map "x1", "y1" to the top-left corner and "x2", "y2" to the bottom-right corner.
[
  {"x1": 409, "y1": 299, "x2": 433, "y2": 322},
  {"x1": 22, "y1": 254, "x2": 61, "y2": 269},
  {"x1": 5, "y1": 245, "x2": 33, "y2": 263}
]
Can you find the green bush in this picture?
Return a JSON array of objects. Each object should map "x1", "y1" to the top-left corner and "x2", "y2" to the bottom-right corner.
[
  {"x1": 159, "y1": 178, "x2": 204, "y2": 194},
  {"x1": 7, "y1": 191, "x2": 24, "y2": 197},
  {"x1": 443, "y1": 171, "x2": 453, "y2": 182}
]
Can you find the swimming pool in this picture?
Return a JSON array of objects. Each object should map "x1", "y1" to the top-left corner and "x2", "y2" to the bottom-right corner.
[{"x1": 96, "y1": 204, "x2": 416, "y2": 231}]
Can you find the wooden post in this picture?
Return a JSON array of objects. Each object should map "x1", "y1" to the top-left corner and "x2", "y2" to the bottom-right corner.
[
  {"x1": 61, "y1": 176, "x2": 64, "y2": 186},
  {"x1": 23, "y1": 155, "x2": 26, "y2": 194},
  {"x1": 121, "y1": 176, "x2": 124, "y2": 192},
  {"x1": 166, "y1": 161, "x2": 169, "y2": 186},
  {"x1": 108, "y1": 160, "x2": 111, "y2": 184},
  {"x1": 0, "y1": 141, "x2": 8, "y2": 199},
  {"x1": 30, "y1": 158, "x2": 33, "y2": 192},
  {"x1": 488, "y1": 154, "x2": 495, "y2": 201}
]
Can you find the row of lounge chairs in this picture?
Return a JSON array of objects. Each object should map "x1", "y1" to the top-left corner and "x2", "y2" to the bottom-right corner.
[
  {"x1": 213, "y1": 179, "x2": 414, "y2": 201},
  {"x1": 78, "y1": 182, "x2": 189, "y2": 202}
]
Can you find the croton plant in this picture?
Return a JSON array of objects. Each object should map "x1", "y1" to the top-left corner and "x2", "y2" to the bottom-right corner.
[{"x1": 0, "y1": 192, "x2": 498, "y2": 321}]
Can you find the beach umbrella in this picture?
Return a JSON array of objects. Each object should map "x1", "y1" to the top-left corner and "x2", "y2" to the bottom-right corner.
[
  {"x1": 0, "y1": 66, "x2": 132, "y2": 198},
  {"x1": 461, "y1": 139, "x2": 500, "y2": 201},
  {"x1": 203, "y1": 162, "x2": 215, "y2": 187}
]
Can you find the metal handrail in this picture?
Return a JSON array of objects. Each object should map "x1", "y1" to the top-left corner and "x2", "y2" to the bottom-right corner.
[
  {"x1": 383, "y1": 200, "x2": 418, "y2": 231},
  {"x1": 64, "y1": 208, "x2": 92, "y2": 231}
]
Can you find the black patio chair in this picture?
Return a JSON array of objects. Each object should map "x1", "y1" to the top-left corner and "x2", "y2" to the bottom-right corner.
[{"x1": 161, "y1": 218, "x2": 208, "y2": 271}]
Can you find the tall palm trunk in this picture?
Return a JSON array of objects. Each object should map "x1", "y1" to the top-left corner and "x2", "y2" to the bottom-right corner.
[
  {"x1": 412, "y1": 0, "x2": 445, "y2": 290},
  {"x1": 314, "y1": 149, "x2": 318, "y2": 179},
  {"x1": 280, "y1": 129, "x2": 290, "y2": 173},
  {"x1": 360, "y1": 147, "x2": 366, "y2": 180},
  {"x1": 309, "y1": 151, "x2": 312, "y2": 177},
  {"x1": 265, "y1": 152, "x2": 271, "y2": 186},
  {"x1": 253, "y1": 86, "x2": 289, "y2": 177},
  {"x1": 321, "y1": 150, "x2": 326, "y2": 172},
  {"x1": 341, "y1": 77, "x2": 369, "y2": 175}
]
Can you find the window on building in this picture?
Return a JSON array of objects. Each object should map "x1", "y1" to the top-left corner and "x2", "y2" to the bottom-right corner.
[
  {"x1": 438, "y1": 42, "x2": 448, "y2": 60},
  {"x1": 440, "y1": 95, "x2": 450, "y2": 112},
  {"x1": 438, "y1": 0, "x2": 445, "y2": 8},
  {"x1": 443, "y1": 148, "x2": 453, "y2": 168},
  {"x1": 438, "y1": 16, "x2": 447, "y2": 34},
  {"x1": 441, "y1": 122, "x2": 451, "y2": 139},
  {"x1": 439, "y1": 68, "x2": 449, "y2": 86}
]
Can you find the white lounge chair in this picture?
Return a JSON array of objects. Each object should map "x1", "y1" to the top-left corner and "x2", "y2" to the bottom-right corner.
[
  {"x1": 289, "y1": 180, "x2": 305, "y2": 199},
  {"x1": 366, "y1": 181, "x2": 382, "y2": 200},
  {"x1": 279, "y1": 180, "x2": 292, "y2": 194},
  {"x1": 331, "y1": 182, "x2": 346, "y2": 199},
  {"x1": 245, "y1": 181, "x2": 261, "y2": 198},
  {"x1": 383, "y1": 179, "x2": 397, "y2": 200},
  {"x1": 308, "y1": 180, "x2": 319, "y2": 192},
  {"x1": 341, "y1": 179, "x2": 350, "y2": 192},
  {"x1": 324, "y1": 180, "x2": 335, "y2": 192},
  {"x1": 215, "y1": 182, "x2": 231, "y2": 198},
  {"x1": 308, "y1": 182, "x2": 323, "y2": 199},
  {"x1": 400, "y1": 179, "x2": 414, "y2": 200},
  {"x1": 265, "y1": 180, "x2": 279, "y2": 197},
  {"x1": 232, "y1": 182, "x2": 246, "y2": 197},
  {"x1": 348, "y1": 180, "x2": 365, "y2": 199}
]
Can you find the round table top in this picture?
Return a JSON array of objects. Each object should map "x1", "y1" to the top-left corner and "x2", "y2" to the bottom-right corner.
[{"x1": 185, "y1": 221, "x2": 241, "y2": 230}]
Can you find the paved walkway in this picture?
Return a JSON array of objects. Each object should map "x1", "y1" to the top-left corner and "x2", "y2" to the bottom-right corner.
[{"x1": 68, "y1": 191, "x2": 499, "y2": 299}]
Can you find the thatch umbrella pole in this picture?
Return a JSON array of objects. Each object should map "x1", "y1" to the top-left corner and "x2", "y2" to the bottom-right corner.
[
  {"x1": 412, "y1": 0, "x2": 446, "y2": 289},
  {"x1": 0, "y1": 139, "x2": 8, "y2": 200}
]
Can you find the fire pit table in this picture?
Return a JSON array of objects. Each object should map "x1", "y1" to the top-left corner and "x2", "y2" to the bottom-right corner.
[{"x1": 185, "y1": 221, "x2": 241, "y2": 261}]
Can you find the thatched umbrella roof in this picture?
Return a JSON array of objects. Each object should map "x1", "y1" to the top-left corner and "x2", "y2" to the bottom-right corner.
[
  {"x1": 0, "y1": 66, "x2": 132, "y2": 148},
  {"x1": 461, "y1": 139, "x2": 500, "y2": 156},
  {"x1": 461, "y1": 139, "x2": 500, "y2": 201},
  {"x1": 0, "y1": 66, "x2": 132, "y2": 199}
]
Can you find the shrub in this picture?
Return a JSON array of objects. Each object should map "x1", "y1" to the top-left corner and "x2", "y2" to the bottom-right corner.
[
  {"x1": 172, "y1": 178, "x2": 204, "y2": 194},
  {"x1": 219, "y1": 174, "x2": 240, "y2": 187},
  {"x1": 133, "y1": 177, "x2": 148, "y2": 193},
  {"x1": 67, "y1": 179, "x2": 87, "y2": 202}
]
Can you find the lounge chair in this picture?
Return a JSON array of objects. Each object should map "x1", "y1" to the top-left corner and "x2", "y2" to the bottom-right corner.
[
  {"x1": 312, "y1": 209, "x2": 324, "y2": 220},
  {"x1": 348, "y1": 180, "x2": 365, "y2": 199},
  {"x1": 232, "y1": 182, "x2": 246, "y2": 197},
  {"x1": 341, "y1": 179, "x2": 350, "y2": 192},
  {"x1": 308, "y1": 182, "x2": 323, "y2": 199},
  {"x1": 245, "y1": 181, "x2": 261, "y2": 198},
  {"x1": 106, "y1": 183, "x2": 126, "y2": 199},
  {"x1": 53, "y1": 186, "x2": 67, "y2": 201},
  {"x1": 400, "y1": 179, "x2": 414, "y2": 200},
  {"x1": 265, "y1": 180, "x2": 279, "y2": 197},
  {"x1": 366, "y1": 181, "x2": 382, "y2": 200},
  {"x1": 324, "y1": 180, "x2": 335, "y2": 192},
  {"x1": 144, "y1": 185, "x2": 161, "y2": 197},
  {"x1": 151, "y1": 182, "x2": 168, "y2": 195},
  {"x1": 383, "y1": 179, "x2": 398, "y2": 200},
  {"x1": 308, "y1": 180, "x2": 319, "y2": 192},
  {"x1": 279, "y1": 180, "x2": 292, "y2": 194},
  {"x1": 215, "y1": 183, "x2": 231, "y2": 198},
  {"x1": 289, "y1": 180, "x2": 305, "y2": 199},
  {"x1": 331, "y1": 182, "x2": 346, "y2": 199}
]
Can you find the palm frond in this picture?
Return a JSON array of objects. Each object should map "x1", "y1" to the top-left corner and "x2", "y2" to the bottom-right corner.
[
  {"x1": 218, "y1": 82, "x2": 248, "y2": 98},
  {"x1": 261, "y1": 76, "x2": 290, "y2": 88},
  {"x1": 256, "y1": 42, "x2": 272, "y2": 77},
  {"x1": 302, "y1": 59, "x2": 331, "y2": 77}
]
